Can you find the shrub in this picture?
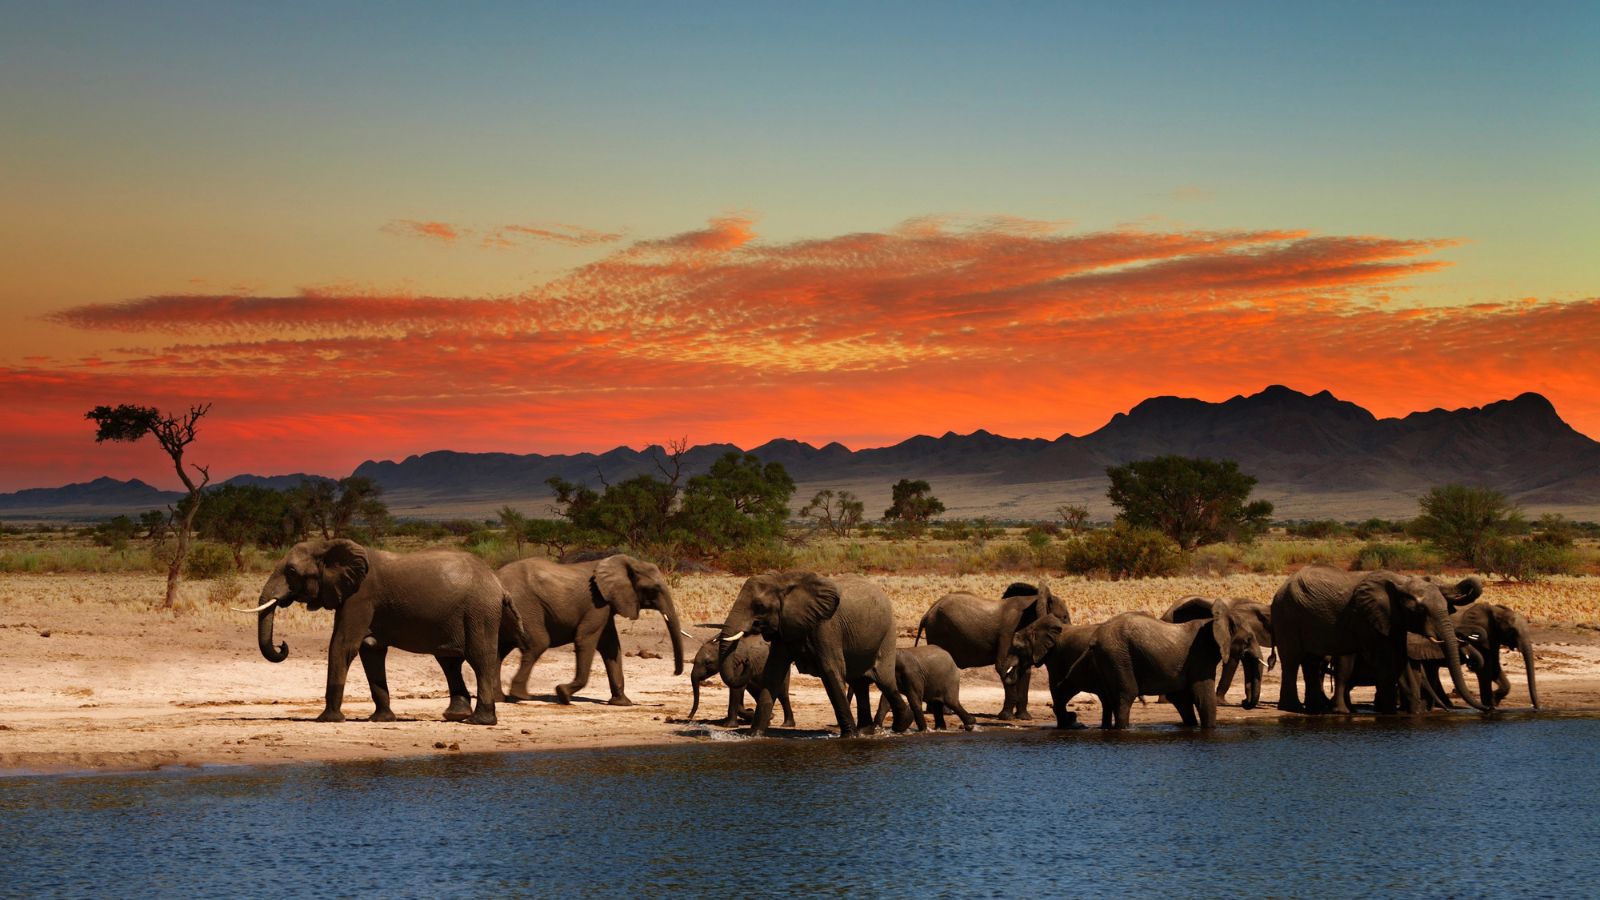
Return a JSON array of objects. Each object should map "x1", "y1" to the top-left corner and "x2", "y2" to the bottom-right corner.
[
  {"x1": 183, "y1": 542, "x2": 236, "y2": 578},
  {"x1": 1482, "y1": 537, "x2": 1581, "y2": 582},
  {"x1": 1023, "y1": 526, "x2": 1055, "y2": 566},
  {"x1": 1411, "y1": 484, "x2": 1524, "y2": 566},
  {"x1": 1061, "y1": 524, "x2": 1183, "y2": 579},
  {"x1": 1286, "y1": 519, "x2": 1349, "y2": 539},
  {"x1": 931, "y1": 519, "x2": 972, "y2": 541},
  {"x1": 719, "y1": 541, "x2": 796, "y2": 576},
  {"x1": 1350, "y1": 542, "x2": 1432, "y2": 572}
]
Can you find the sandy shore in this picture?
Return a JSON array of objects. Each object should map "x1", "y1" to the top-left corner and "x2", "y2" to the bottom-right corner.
[{"x1": 2, "y1": 573, "x2": 1595, "y2": 775}]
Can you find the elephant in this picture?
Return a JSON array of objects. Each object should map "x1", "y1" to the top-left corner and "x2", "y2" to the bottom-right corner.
[
  {"x1": 914, "y1": 581, "x2": 1067, "y2": 720},
  {"x1": 1162, "y1": 596, "x2": 1274, "y2": 709},
  {"x1": 1334, "y1": 634, "x2": 1490, "y2": 712},
  {"x1": 1271, "y1": 567, "x2": 1487, "y2": 715},
  {"x1": 872, "y1": 645, "x2": 977, "y2": 731},
  {"x1": 1079, "y1": 601, "x2": 1260, "y2": 729},
  {"x1": 240, "y1": 539, "x2": 525, "y2": 725},
  {"x1": 686, "y1": 634, "x2": 794, "y2": 727},
  {"x1": 1445, "y1": 604, "x2": 1540, "y2": 710},
  {"x1": 1000, "y1": 614, "x2": 1107, "y2": 729},
  {"x1": 718, "y1": 571, "x2": 910, "y2": 737},
  {"x1": 498, "y1": 554, "x2": 684, "y2": 706}
]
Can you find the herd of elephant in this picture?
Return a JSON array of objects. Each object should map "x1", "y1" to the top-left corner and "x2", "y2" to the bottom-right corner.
[{"x1": 236, "y1": 539, "x2": 1540, "y2": 734}]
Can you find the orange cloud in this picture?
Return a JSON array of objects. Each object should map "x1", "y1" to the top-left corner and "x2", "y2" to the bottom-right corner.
[
  {"x1": 382, "y1": 219, "x2": 461, "y2": 243},
  {"x1": 8, "y1": 214, "x2": 1598, "y2": 490}
]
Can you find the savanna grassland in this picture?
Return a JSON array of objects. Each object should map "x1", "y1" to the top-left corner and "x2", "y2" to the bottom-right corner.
[{"x1": 3, "y1": 525, "x2": 1600, "y2": 775}]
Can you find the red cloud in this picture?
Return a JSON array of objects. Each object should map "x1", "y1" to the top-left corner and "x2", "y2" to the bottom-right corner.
[{"x1": 9, "y1": 214, "x2": 1598, "y2": 490}]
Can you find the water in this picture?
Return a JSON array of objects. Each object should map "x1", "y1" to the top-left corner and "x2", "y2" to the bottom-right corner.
[{"x1": 3, "y1": 714, "x2": 1597, "y2": 898}]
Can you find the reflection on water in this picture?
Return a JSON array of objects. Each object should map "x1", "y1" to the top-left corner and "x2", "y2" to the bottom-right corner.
[{"x1": 3, "y1": 714, "x2": 1599, "y2": 897}]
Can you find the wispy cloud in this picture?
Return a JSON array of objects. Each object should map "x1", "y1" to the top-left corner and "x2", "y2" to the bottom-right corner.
[
  {"x1": 12, "y1": 214, "x2": 1597, "y2": 488},
  {"x1": 381, "y1": 219, "x2": 462, "y2": 244},
  {"x1": 384, "y1": 218, "x2": 624, "y2": 251}
]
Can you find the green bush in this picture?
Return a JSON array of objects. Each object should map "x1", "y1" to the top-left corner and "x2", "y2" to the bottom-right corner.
[
  {"x1": 183, "y1": 542, "x2": 237, "y2": 578},
  {"x1": 1350, "y1": 541, "x2": 1433, "y2": 572},
  {"x1": 1061, "y1": 524, "x2": 1183, "y2": 579},
  {"x1": 719, "y1": 541, "x2": 796, "y2": 576},
  {"x1": 1286, "y1": 519, "x2": 1349, "y2": 539},
  {"x1": 1482, "y1": 537, "x2": 1580, "y2": 581}
]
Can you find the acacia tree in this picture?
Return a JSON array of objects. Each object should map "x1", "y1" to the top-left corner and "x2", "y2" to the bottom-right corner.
[
  {"x1": 1105, "y1": 456, "x2": 1273, "y2": 550},
  {"x1": 799, "y1": 488, "x2": 866, "y2": 538},
  {"x1": 1411, "y1": 484, "x2": 1524, "y2": 566},
  {"x1": 883, "y1": 479, "x2": 945, "y2": 536},
  {"x1": 86, "y1": 403, "x2": 211, "y2": 608}
]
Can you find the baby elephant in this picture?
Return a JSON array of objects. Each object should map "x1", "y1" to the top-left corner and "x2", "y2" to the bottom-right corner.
[
  {"x1": 686, "y1": 635, "x2": 794, "y2": 727},
  {"x1": 1003, "y1": 614, "x2": 1107, "y2": 729},
  {"x1": 873, "y1": 645, "x2": 976, "y2": 731}
]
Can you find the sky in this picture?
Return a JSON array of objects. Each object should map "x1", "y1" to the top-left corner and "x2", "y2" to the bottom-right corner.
[{"x1": 1, "y1": 2, "x2": 1597, "y2": 490}]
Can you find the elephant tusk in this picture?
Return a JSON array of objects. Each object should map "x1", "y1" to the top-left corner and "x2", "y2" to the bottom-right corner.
[
  {"x1": 721, "y1": 630, "x2": 744, "y2": 642},
  {"x1": 230, "y1": 597, "x2": 282, "y2": 614},
  {"x1": 681, "y1": 630, "x2": 696, "y2": 639}
]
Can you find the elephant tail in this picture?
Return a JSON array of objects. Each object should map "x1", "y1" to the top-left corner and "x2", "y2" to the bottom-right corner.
[
  {"x1": 502, "y1": 593, "x2": 530, "y2": 653},
  {"x1": 914, "y1": 612, "x2": 928, "y2": 646}
]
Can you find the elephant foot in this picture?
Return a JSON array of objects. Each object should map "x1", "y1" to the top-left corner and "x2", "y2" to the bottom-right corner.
[
  {"x1": 1013, "y1": 709, "x2": 1033, "y2": 721},
  {"x1": 554, "y1": 684, "x2": 576, "y2": 705},
  {"x1": 1278, "y1": 700, "x2": 1306, "y2": 714},
  {"x1": 464, "y1": 708, "x2": 497, "y2": 726},
  {"x1": 997, "y1": 709, "x2": 1016, "y2": 722},
  {"x1": 607, "y1": 695, "x2": 634, "y2": 707},
  {"x1": 960, "y1": 720, "x2": 976, "y2": 731},
  {"x1": 315, "y1": 709, "x2": 345, "y2": 723},
  {"x1": 717, "y1": 717, "x2": 740, "y2": 728},
  {"x1": 780, "y1": 717, "x2": 797, "y2": 727},
  {"x1": 368, "y1": 709, "x2": 396, "y2": 723},
  {"x1": 442, "y1": 698, "x2": 473, "y2": 721},
  {"x1": 838, "y1": 727, "x2": 860, "y2": 739}
]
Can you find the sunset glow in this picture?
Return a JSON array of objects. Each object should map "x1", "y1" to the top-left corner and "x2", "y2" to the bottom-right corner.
[{"x1": 2, "y1": 4, "x2": 1596, "y2": 490}]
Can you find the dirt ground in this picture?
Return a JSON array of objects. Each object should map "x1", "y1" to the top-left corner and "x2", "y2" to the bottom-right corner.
[{"x1": 2, "y1": 573, "x2": 1596, "y2": 775}]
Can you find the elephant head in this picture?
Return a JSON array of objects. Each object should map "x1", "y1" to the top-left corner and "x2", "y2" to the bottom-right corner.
[
  {"x1": 687, "y1": 637, "x2": 720, "y2": 720},
  {"x1": 1001, "y1": 613, "x2": 1067, "y2": 685},
  {"x1": 594, "y1": 555, "x2": 684, "y2": 676},
  {"x1": 994, "y1": 580, "x2": 1070, "y2": 674},
  {"x1": 718, "y1": 571, "x2": 840, "y2": 647},
  {"x1": 1353, "y1": 571, "x2": 1487, "y2": 711},
  {"x1": 1454, "y1": 603, "x2": 1539, "y2": 709},
  {"x1": 240, "y1": 539, "x2": 370, "y2": 663}
]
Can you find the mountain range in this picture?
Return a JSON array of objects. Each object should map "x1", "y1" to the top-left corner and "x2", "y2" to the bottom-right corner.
[{"x1": 5, "y1": 387, "x2": 1598, "y2": 521}]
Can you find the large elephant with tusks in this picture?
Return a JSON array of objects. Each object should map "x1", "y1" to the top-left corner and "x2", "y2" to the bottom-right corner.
[{"x1": 1272, "y1": 566, "x2": 1487, "y2": 714}]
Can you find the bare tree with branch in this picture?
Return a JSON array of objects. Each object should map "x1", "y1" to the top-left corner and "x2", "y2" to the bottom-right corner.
[{"x1": 86, "y1": 403, "x2": 212, "y2": 609}]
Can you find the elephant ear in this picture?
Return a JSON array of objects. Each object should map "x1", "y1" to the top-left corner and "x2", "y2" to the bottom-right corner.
[
  {"x1": 1241, "y1": 603, "x2": 1274, "y2": 648},
  {"x1": 1437, "y1": 575, "x2": 1484, "y2": 612},
  {"x1": 1493, "y1": 604, "x2": 1525, "y2": 648},
  {"x1": 318, "y1": 539, "x2": 369, "y2": 608},
  {"x1": 1163, "y1": 595, "x2": 1214, "y2": 624},
  {"x1": 778, "y1": 572, "x2": 840, "y2": 638},
  {"x1": 1351, "y1": 573, "x2": 1402, "y2": 637},
  {"x1": 593, "y1": 555, "x2": 642, "y2": 619},
  {"x1": 1036, "y1": 580, "x2": 1070, "y2": 622},
  {"x1": 1406, "y1": 632, "x2": 1448, "y2": 661},
  {"x1": 1210, "y1": 599, "x2": 1234, "y2": 671}
]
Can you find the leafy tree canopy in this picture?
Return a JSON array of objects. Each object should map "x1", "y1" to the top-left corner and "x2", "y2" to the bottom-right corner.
[{"x1": 1105, "y1": 456, "x2": 1272, "y2": 550}]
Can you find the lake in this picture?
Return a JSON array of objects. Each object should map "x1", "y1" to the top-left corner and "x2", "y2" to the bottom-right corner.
[{"x1": 3, "y1": 713, "x2": 1596, "y2": 897}]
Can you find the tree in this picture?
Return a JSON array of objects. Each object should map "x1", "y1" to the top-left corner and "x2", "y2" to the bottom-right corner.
[
  {"x1": 799, "y1": 488, "x2": 866, "y2": 538},
  {"x1": 192, "y1": 483, "x2": 294, "y2": 568},
  {"x1": 291, "y1": 477, "x2": 389, "y2": 541},
  {"x1": 883, "y1": 479, "x2": 945, "y2": 536},
  {"x1": 499, "y1": 506, "x2": 529, "y2": 556},
  {"x1": 1104, "y1": 456, "x2": 1273, "y2": 550},
  {"x1": 678, "y1": 452, "x2": 796, "y2": 555},
  {"x1": 1056, "y1": 503, "x2": 1090, "y2": 534},
  {"x1": 86, "y1": 403, "x2": 211, "y2": 608},
  {"x1": 1411, "y1": 485, "x2": 1524, "y2": 566}
]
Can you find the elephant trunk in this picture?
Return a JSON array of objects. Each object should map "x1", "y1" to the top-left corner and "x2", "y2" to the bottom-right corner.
[
  {"x1": 1518, "y1": 634, "x2": 1541, "y2": 710},
  {"x1": 256, "y1": 573, "x2": 288, "y2": 659},
  {"x1": 688, "y1": 676, "x2": 701, "y2": 721},
  {"x1": 1431, "y1": 605, "x2": 1486, "y2": 712},
  {"x1": 1241, "y1": 655, "x2": 1262, "y2": 710},
  {"x1": 661, "y1": 598, "x2": 685, "y2": 677}
]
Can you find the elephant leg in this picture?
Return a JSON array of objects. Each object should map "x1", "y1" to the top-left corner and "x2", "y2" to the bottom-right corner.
[
  {"x1": 317, "y1": 633, "x2": 363, "y2": 723},
  {"x1": 556, "y1": 620, "x2": 604, "y2": 704},
  {"x1": 1108, "y1": 663, "x2": 1137, "y2": 729},
  {"x1": 597, "y1": 618, "x2": 632, "y2": 706},
  {"x1": 358, "y1": 641, "x2": 395, "y2": 722},
  {"x1": 929, "y1": 698, "x2": 947, "y2": 731},
  {"x1": 1329, "y1": 657, "x2": 1353, "y2": 715},
  {"x1": 1012, "y1": 665, "x2": 1033, "y2": 720},
  {"x1": 749, "y1": 685, "x2": 777, "y2": 736},
  {"x1": 819, "y1": 669, "x2": 856, "y2": 738},
  {"x1": 1276, "y1": 648, "x2": 1305, "y2": 713},
  {"x1": 1194, "y1": 679, "x2": 1218, "y2": 728},
  {"x1": 853, "y1": 677, "x2": 877, "y2": 734},
  {"x1": 1051, "y1": 687, "x2": 1079, "y2": 730},
  {"x1": 906, "y1": 686, "x2": 928, "y2": 732},
  {"x1": 1424, "y1": 663, "x2": 1455, "y2": 709},
  {"x1": 997, "y1": 664, "x2": 1020, "y2": 720},
  {"x1": 872, "y1": 664, "x2": 912, "y2": 734},
  {"x1": 1493, "y1": 668, "x2": 1512, "y2": 706},
  {"x1": 1308, "y1": 657, "x2": 1336, "y2": 714},
  {"x1": 946, "y1": 693, "x2": 976, "y2": 731},
  {"x1": 507, "y1": 624, "x2": 550, "y2": 702},
  {"x1": 873, "y1": 690, "x2": 890, "y2": 729},
  {"x1": 773, "y1": 667, "x2": 795, "y2": 727},
  {"x1": 1372, "y1": 654, "x2": 1400, "y2": 714},
  {"x1": 1170, "y1": 688, "x2": 1198, "y2": 727},
  {"x1": 464, "y1": 637, "x2": 500, "y2": 726},
  {"x1": 1215, "y1": 656, "x2": 1240, "y2": 703},
  {"x1": 437, "y1": 656, "x2": 474, "y2": 721},
  {"x1": 721, "y1": 686, "x2": 743, "y2": 728}
]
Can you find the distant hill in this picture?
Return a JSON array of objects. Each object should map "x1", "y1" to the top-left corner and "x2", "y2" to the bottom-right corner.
[
  {"x1": 5, "y1": 388, "x2": 1598, "y2": 521},
  {"x1": 0, "y1": 473, "x2": 332, "y2": 522}
]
